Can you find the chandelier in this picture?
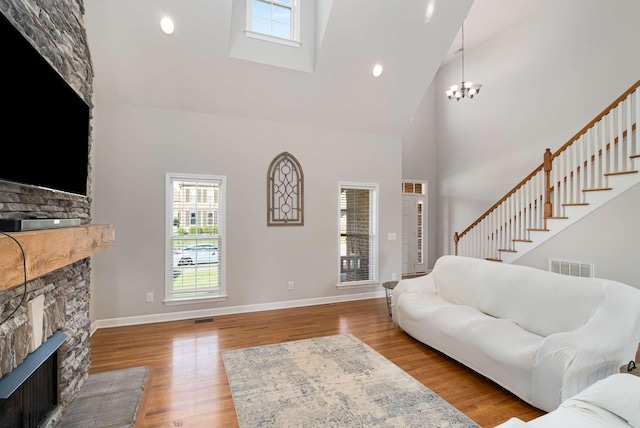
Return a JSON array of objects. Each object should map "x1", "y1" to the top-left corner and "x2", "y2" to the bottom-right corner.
[{"x1": 445, "y1": 22, "x2": 481, "y2": 100}]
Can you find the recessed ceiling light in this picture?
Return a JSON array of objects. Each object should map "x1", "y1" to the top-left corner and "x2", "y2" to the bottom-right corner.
[
  {"x1": 425, "y1": 0, "x2": 436, "y2": 23},
  {"x1": 160, "y1": 17, "x2": 175, "y2": 35},
  {"x1": 372, "y1": 64, "x2": 383, "y2": 77}
]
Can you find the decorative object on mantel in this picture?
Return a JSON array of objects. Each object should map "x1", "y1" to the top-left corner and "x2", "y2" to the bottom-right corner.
[
  {"x1": 267, "y1": 152, "x2": 304, "y2": 226},
  {"x1": 445, "y1": 21, "x2": 482, "y2": 101}
]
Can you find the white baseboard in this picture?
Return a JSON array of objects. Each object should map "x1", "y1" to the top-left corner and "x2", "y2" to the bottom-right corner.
[{"x1": 90, "y1": 290, "x2": 385, "y2": 335}]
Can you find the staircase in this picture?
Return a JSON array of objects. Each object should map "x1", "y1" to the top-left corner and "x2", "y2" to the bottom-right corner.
[{"x1": 454, "y1": 80, "x2": 640, "y2": 263}]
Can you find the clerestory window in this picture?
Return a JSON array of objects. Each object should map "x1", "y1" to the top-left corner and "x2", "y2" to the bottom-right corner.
[{"x1": 245, "y1": 0, "x2": 301, "y2": 47}]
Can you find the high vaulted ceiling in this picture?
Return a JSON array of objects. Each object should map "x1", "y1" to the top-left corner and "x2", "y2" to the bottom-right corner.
[{"x1": 84, "y1": 0, "x2": 535, "y2": 137}]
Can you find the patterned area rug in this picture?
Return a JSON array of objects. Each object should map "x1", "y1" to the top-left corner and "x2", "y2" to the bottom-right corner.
[{"x1": 222, "y1": 334, "x2": 479, "y2": 427}]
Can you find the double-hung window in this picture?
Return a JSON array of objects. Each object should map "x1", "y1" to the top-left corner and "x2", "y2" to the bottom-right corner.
[
  {"x1": 245, "y1": 0, "x2": 301, "y2": 47},
  {"x1": 166, "y1": 173, "x2": 226, "y2": 304},
  {"x1": 338, "y1": 183, "x2": 378, "y2": 286}
]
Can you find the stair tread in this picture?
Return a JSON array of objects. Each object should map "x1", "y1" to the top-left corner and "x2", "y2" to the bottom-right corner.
[
  {"x1": 512, "y1": 239, "x2": 532, "y2": 242},
  {"x1": 583, "y1": 187, "x2": 612, "y2": 192},
  {"x1": 485, "y1": 258, "x2": 503, "y2": 262},
  {"x1": 498, "y1": 249, "x2": 517, "y2": 252},
  {"x1": 562, "y1": 203, "x2": 588, "y2": 206},
  {"x1": 604, "y1": 170, "x2": 638, "y2": 176},
  {"x1": 546, "y1": 216, "x2": 568, "y2": 219},
  {"x1": 528, "y1": 228, "x2": 549, "y2": 231}
]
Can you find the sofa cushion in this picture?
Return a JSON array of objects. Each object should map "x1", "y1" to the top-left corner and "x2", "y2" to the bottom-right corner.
[
  {"x1": 395, "y1": 291, "x2": 542, "y2": 404},
  {"x1": 432, "y1": 255, "x2": 605, "y2": 337},
  {"x1": 494, "y1": 373, "x2": 640, "y2": 427},
  {"x1": 568, "y1": 374, "x2": 640, "y2": 427},
  {"x1": 496, "y1": 406, "x2": 632, "y2": 427}
]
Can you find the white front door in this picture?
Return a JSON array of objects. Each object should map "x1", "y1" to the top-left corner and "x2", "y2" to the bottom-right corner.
[{"x1": 402, "y1": 194, "x2": 426, "y2": 275}]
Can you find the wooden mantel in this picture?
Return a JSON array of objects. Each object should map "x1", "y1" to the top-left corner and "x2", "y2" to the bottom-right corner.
[{"x1": 0, "y1": 224, "x2": 115, "y2": 291}]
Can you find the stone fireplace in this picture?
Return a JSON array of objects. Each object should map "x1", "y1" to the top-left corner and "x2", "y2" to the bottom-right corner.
[
  {"x1": 0, "y1": 0, "x2": 96, "y2": 425},
  {"x1": 0, "y1": 218, "x2": 114, "y2": 426},
  {"x1": 0, "y1": 256, "x2": 93, "y2": 426}
]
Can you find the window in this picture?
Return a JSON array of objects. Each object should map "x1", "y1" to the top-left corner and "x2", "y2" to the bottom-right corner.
[
  {"x1": 338, "y1": 183, "x2": 378, "y2": 286},
  {"x1": 402, "y1": 181, "x2": 425, "y2": 195},
  {"x1": 417, "y1": 201, "x2": 424, "y2": 264},
  {"x1": 185, "y1": 187, "x2": 197, "y2": 202},
  {"x1": 166, "y1": 173, "x2": 226, "y2": 303},
  {"x1": 245, "y1": 0, "x2": 301, "y2": 47}
]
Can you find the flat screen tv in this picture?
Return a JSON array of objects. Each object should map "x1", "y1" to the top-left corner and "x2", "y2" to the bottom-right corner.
[{"x1": 1, "y1": 11, "x2": 90, "y2": 197}]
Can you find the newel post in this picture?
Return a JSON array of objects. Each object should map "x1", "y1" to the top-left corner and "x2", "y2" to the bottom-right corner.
[
  {"x1": 543, "y1": 148, "x2": 553, "y2": 218},
  {"x1": 453, "y1": 232, "x2": 459, "y2": 256}
]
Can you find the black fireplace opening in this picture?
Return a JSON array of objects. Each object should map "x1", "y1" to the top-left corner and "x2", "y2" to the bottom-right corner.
[
  {"x1": 0, "y1": 351, "x2": 58, "y2": 428},
  {"x1": 0, "y1": 331, "x2": 66, "y2": 428}
]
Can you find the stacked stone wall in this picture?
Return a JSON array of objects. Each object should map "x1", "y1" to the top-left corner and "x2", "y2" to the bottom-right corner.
[{"x1": 0, "y1": 0, "x2": 93, "y2": 425}]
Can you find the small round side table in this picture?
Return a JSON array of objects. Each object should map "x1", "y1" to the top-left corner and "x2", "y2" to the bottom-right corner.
[
  {"x1": 381, "y1": 281, "x2": 399, "y2": 317},
  {"x1": 620, "y1": 361, "x2": 639, "y2": 377}
]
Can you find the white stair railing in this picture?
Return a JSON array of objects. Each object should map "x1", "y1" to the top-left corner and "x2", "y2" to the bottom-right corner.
[{"x1": 454, "y1": 81, "x2": 640, "y2": 260}]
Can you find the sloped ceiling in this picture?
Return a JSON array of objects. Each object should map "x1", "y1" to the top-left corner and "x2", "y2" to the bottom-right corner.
[
  {"x1": 441, "y1": 0, "x2": 539, "y2": 67},
  {"x1": 84, "y1": 0, "x2": 473, "y2": 137}
]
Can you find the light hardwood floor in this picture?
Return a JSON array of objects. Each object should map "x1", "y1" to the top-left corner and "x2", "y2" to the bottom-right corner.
[{"x1": 90, "y1": 298, "x2": 547, "y2": 428}]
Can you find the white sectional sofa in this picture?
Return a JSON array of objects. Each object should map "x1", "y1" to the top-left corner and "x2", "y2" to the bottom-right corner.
[
  {"x1": 392, "y1": 255, "x2": 640, "y2": 412},
  {"x1": 495, "y1": 373, "x2": 640, "y2": 427}
]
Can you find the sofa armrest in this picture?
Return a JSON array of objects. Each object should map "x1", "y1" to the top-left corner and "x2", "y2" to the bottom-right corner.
[
  {"x1": 391, "y1": 274, "x2": 437, "y2": 318},
  {"x1": 532, "y1": 285, "x2": 640, "y2": 412}
]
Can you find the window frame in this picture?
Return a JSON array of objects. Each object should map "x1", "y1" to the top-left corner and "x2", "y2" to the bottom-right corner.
[
  {"x1": 165, "y1": 173, "x2": 227, "y2": 305},
  {"x1": 245, "y1": 0, "x2": 301, "y2": 48},
  {"x1": 416, "y1": 200, "x2": 424, "y2": 264},
  {"x1": 337, "y1": 182, "x2": 379, "y2": 288}
]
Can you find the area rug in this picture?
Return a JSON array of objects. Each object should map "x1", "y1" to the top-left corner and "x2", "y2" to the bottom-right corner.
[
  {"x1": 58, "y1": 365, "x2": 147, "y2": 428},
  {"x1": 222, "y1": 334, "x2": 479, "y2": 427}
]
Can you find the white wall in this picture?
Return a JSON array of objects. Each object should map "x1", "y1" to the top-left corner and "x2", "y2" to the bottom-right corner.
[
  {"x1": 401, "y1": 83, "x2": 438, "y2": 268},
  {"x1": 90, "y1": 102, "x2": 402, "y2": 322},
  {"x1": 514, "y1": 182, "x2": 640, "y2": 289},
  {"x1": 433, "y1": 0, "x2": 640, "y2": 259}
]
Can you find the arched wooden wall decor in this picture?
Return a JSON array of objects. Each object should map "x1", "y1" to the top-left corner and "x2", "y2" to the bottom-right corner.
[{"x1": 267, "y1": 152, "x2": 304, "y2": 226}]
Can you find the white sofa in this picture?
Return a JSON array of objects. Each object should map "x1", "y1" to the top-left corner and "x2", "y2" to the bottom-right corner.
[
  {"x1": 392, "y1": 255, "x2": 640, "y2": 412},
  {"x1": 495, "y1": 373, "x2": 640, "y2": 427}
]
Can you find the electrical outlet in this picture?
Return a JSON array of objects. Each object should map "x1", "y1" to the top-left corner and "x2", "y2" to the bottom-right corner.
[
  {"x1": 391, "y1": 273, "x2": 397, "y2": 280},
  {"x1": 146, "y1": 292, "x2": 154, "y2": 303},
  {"x1": 288, "y1": 281, "x2": 294, "y2": 290}
]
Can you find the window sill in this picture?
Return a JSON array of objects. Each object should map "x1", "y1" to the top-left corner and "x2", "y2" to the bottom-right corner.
[
  {"x1": 163, "y1": 295, "x2": 228, "y2": 306},
  {"x1": 336, "y1": 282, "x2": 380, "y2": 289},
  {"x1": 244, "y1": 30, "x2": 301, "y2": 48}
]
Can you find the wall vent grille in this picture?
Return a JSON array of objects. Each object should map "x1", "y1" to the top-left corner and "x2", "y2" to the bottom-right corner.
[{"x1": 549, "y1": 258, "x2": 594, "y2": 278}]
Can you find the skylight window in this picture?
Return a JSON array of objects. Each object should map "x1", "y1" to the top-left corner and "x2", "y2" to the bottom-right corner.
[{"x1": 245, "y1": 0, "x2": 301, "y2": 47}]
